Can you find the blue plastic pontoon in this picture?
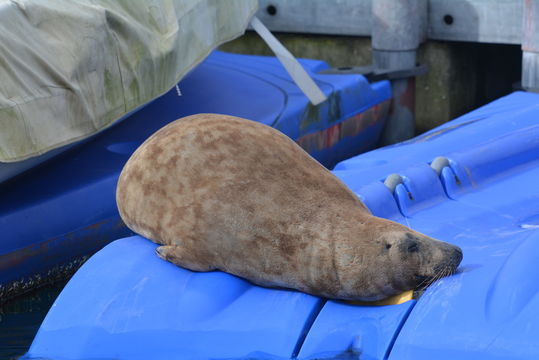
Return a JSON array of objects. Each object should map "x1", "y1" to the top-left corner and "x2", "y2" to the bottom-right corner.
[
  {"x1": 0, "y1": 51, "x2": 390, "y2": 299},
  {"x1": 24, "y1": 91, "x2": 539, "y2": 359}
]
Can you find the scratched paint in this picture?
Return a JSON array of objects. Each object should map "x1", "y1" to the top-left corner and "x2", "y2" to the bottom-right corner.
[
  {"x1": 296, "y1": 99, "x2": 391, "y2": 153},
  {"x1": 0, "y1": 216, "x2": 132, "y2": 302}
]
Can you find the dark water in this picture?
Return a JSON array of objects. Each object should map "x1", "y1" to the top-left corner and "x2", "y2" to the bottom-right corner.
[{"x1": 0, "y1": 281, "x2": 67, "y2": 359}]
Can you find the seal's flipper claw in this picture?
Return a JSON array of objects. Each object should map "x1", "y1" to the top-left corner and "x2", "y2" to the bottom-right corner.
[{"x1": 156, "y1": 245, "x2": 215, "y2": 272}]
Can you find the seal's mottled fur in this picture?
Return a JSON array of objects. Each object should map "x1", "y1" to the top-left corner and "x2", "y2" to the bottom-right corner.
[{"x1": 117, "y1": 114, "x2": 462, "y2": 301}]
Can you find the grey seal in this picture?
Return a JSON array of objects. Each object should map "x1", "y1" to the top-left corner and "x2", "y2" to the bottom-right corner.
[{"x1": 116, "y1": 113, "x2": 462, "y2": 301}]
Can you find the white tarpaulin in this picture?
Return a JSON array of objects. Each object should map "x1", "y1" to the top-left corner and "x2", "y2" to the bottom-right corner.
[{"x1": 0, "y1": 0, "x2": 257, "y2": 162}]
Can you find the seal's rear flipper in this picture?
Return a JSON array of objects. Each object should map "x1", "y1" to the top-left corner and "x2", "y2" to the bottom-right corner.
[{"x1": 156, "y1": 245, "x2": 215, "y2": 272}]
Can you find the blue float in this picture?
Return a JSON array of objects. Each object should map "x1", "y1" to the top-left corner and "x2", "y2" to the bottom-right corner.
[
  {"x1": 0, "y1": 51, "x2": 391, "y2": 299},
  {"x1": 24, "y1": 91, "x2": 539, "y2": 359}
]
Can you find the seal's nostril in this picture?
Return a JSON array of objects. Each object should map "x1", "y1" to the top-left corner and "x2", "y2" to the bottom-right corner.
[{"x1": 407, "y1": 242, "x2": 419, "y2": 253}]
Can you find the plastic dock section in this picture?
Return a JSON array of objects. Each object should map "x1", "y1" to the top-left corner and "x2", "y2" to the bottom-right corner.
[
  {"x1": 0, "y1": 51, "x2": 390, "y2": 300},
  {"x1": 25, "y1": 91, "x2": 539, "y2": 359}
]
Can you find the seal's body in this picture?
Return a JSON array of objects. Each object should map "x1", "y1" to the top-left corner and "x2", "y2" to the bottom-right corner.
[{"x1": 117, "y1": 114, "x2": 462, "y2": 301}]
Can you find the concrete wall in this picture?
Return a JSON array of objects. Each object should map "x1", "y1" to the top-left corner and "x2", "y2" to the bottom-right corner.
[{"x1": 221, "y1": 32, "x2": 522, "y2": 134}]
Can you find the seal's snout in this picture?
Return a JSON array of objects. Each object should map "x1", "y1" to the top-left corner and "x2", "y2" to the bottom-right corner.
[
  {"x1": 429, "y1": 243, "x2": 463, "y2": 283},
  {"x1": 441, "y1": 243, "x2": 463, "y2": 273},
  {"x1": 404, "y1": 233, "x2": 464, "y2": 291},
  {"x1": 451, "y1": 246, "x2": 463, "y2": 269}
]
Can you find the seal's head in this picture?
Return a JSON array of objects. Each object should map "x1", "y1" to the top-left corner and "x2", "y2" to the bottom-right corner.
[
  {"x1": 388, "y1": 230, "x2": 461, "y2": 287},
  {"x1": 345, "y1": 217, "x2": 463, "y2": 301}
]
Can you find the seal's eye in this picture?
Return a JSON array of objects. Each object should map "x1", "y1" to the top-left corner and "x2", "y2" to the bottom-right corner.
[
  {"x1": 407, "y1": 241, "x2": 419, "y2": 253},
  {"x1": 400, "y1": 233, "x2": 420, "y2": 254},
  {"x1": 386, "y1": 243, "x2": 392, "y2": 250}
]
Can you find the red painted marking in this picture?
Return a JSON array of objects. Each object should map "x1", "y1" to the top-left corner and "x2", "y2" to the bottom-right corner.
[{"x1": 296, "y1": 99, "x2": 391, "y2": 152}]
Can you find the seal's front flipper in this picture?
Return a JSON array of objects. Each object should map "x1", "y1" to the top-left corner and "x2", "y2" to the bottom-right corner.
[{"x1": 156, "y1": 245, "x2": 215, "y2": 272}]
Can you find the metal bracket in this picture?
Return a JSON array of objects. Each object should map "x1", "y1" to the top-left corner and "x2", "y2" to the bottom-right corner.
[{"x1": 319, "y1": 64, "x2": 427, "y2": 82}]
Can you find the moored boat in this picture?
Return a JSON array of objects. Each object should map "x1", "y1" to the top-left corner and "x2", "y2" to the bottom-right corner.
[{"x1": 0, "y1": 50, "x2": 391, "y2": 300}]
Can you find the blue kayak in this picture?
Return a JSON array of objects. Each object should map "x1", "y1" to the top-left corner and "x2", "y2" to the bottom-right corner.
[
  {"x1": 24, "y1": 91, "x2": 539, "y2": 359},
  {"x1": 0, "y1": 51, "x2": 390, "y2": 300}
]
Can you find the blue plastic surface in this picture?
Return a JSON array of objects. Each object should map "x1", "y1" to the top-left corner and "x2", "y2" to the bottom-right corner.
[
  {"x1": 0, "y1": 51, "x2": 390, "y2": 295},
  {"x1": 333, "y1": 91, "x2": 539, "y2": 190},
  {"x1": 27, "y1": 91, "x2": 539, "y2": 359},
  {"x1": 297, "y1": 300, "x2": 415, "y2": 360}
]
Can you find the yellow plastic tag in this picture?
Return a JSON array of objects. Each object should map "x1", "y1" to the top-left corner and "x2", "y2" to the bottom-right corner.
[{"x1": 347, "y1": 290, "x2": 414, "y2": 306}]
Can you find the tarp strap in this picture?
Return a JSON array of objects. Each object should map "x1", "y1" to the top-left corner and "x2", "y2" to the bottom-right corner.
[{"x1": 250, "y1": 16, "x2": 327, "y2": 106}]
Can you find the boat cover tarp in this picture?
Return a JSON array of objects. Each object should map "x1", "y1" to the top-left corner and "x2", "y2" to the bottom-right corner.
[{"x1": 0, "y1": 0, "x2": 257, "y2": 162}]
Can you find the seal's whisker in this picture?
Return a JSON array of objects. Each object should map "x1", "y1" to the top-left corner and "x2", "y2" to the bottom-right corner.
[
  {"x1": 416, "y1": 275, "x2": 432, "y2": 289},
  {"x1": 417, "y1": 265, "x2": 451, "y2": 291}
]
